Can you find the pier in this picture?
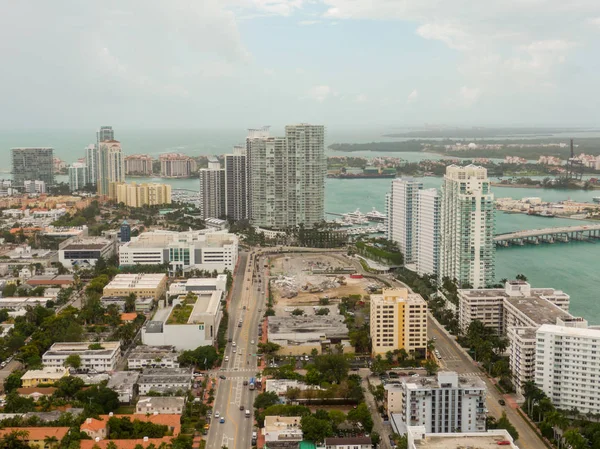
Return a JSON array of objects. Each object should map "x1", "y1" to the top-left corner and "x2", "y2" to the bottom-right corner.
[{"x1": 494, "y1": 224, "x2": 600, "y2": 246}]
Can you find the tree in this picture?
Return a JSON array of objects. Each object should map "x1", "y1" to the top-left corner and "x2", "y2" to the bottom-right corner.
[
  {"x1": 43, "y1": 435, "x2": 60, "y2": 448},
  {"x1": 125, "y1": 293, "x2": 137, "y2": 313},
  {"x1": 291, "y1": 308, "x2": 304, "y2": 316},
  {"x1": 0, "y1": 429, "x2": 30, "y2": 449},
  {"x1": 315, "y1": 308, "x2": 330, "y2": 316},
  {"x1": 515, "y1": 273, "x2": 528, "y2": 281},
  {"x1": 348, "y1": 403, "x2": 374, "y2": 432},
  {"x1": 328, "y1": 410, "x2": 346, "y2": 431},
  {"x1": 3, "y1": 283, "x2": 17, "y2": 297},
  {"x1": 254, "y1": 391, "x2": 279, "y2": 411},
  {"x1": 314, "y1": 354, "x2": 349, "y2": 384},
  {"x1": 370, "y1": 431, "x2": 381, "y2": 446},
  {"x1": 64, "y1": 354, "x2": 82, "y2": 369},
  {"x1": 257, "y1": 342, "x2": 281, "y2": 356},
  {"x1": 4, "y1": 371, "x2": 23, "y2": 393},
  {"x1": 563, "y1": 429, "x2": 587, "y2": 449},
  {"x1": 178, "y1": 345, "x2": 219, "y2": 369},
  {"x1": 495, "y1": 412, "x2": 519, "y2": 441},
  {"x1": 300, "y1": 415, "x2": 334, "y2": 443},
  {"x1": 0, "y1": 309, "x2": 9, "y2": 322},
  {"x1": 423, "y1": 359, "x2": 439, "y2": 376},
  {"x1": 3, "y1": 392, "x2": 36, "y2": 413}
]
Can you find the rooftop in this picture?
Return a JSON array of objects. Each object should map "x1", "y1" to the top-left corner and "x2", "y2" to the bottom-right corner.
[
  {"x1": 61, "y1": 237, "x2": 112, "y2": 251},
  {"x1": 504, "y1": 296, "x2": 572, "y2": 326},
  {"x1": 413, "y1": 434, "x2": 517, "y2": 448},
  {"x1": 128, "y1": 345, "x2": 178, "y2": 359},
  {"x1": 45, "y1": 341, "x2": 120, "y2": 356},
  {"x1": 0, "y1": 427, "x2": 69, "y2": 441},
  {"x1": 107, "y1": 371, "x2": 140, "y2": 389},
  {"x1": 104, "y1": 273, "x2": 167, "y2": 290},
  {"x1": 136, "y1": 396, "x2": 186, "y2": 409},
  {"x1": 325, "y1": 437, "x2": 372, "y2": 445},
  {"x1": 268, "y1": 314, "x2": 349, "y2": 343},
  {"x1": 538, "y1": 323, "x2": 600, "y2": 338},
  {"x1": 21, "y1": 368, "x2": 68, "y2": 380},
  {"x1": 139, "y1": 368, "x2": 192, "y2": 385}
]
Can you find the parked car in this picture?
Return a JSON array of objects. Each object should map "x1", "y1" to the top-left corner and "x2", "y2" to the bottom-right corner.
[{"x1": 498, "y1": 399, "x2": 506, "y2": 406}]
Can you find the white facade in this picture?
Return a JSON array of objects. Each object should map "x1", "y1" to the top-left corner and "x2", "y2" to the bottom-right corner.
[
  {"x1": 58, "y1": 237, "x2": 115, "y2": 269},
  {"x1": 97, "y1": 140, "x2": 124, "y2": 196},
  {"x1": 247, "y1": 124, "x2": 325, "y2": 229},
  {"x1": 386, "y1": 178, "x2": 422, "y2": 264},
  {"x1": 68, "y1": 162, "x2": 89, "y2": 192},
  {"x1": 224, "y1": 145, "x2": 248, "y2": 221},
  {"x1": 439, "y1": 165, "x2": 495, "y2": 288},
  {"x1": 136, "y1": 396, "x2": 186, "y2": 415},
  {"x1": 416, "y1": 188, "x2": 440, "y2": 276},
  {"x1": 199, "y1": 157, "x2": 226, "y2": 220},
  {"x1": 406, "y1": 426, "x2": 519, "y2": 449},
  {"x1": 535, "y1": 323, "x2": 600, "y2": 414},
  {"x1": 119, "y1": 230, "x2": 238, "y2": 273},
  {"x1": 138, "y1": 368, "x2": 192, "y2": 395},
  {"x1": 127, "y1": 345, "x2": 179, "y2": 370},
  {"x1": 167, "y1": 275, "x2": 228, "y2": 297},
  {"x1": 395, "y1": 372, "x2": 487, "y2": 434},
  {"x1": 85, "y1": 144, "x2": 98, "y2": 186},
  {"x1": 23, "y1": 180, "x2": 46, "y2": 194},
  {"x1": 160, "y1": 153, "x2": 197, "y2": 177},
  {"x1": 42, "y1": 342, "x2": 121, "y2": 372},
  {"x1": 263, "y1": 416, "x2": 303, "y2": 445}
]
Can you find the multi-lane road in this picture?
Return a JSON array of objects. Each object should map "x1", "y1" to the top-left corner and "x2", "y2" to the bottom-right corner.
[{"x1": 206, "y1": 251, "x2": 267, "y2": 449}]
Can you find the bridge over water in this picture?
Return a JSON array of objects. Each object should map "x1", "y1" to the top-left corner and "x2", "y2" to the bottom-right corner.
[{"x1": 494, "y1": 224, "x2": 600, "y2": 246}]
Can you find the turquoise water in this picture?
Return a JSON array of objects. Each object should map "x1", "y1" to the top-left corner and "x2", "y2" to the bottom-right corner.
[{"x1": 4, "y1": 129, "x2": 600, "y2": 323}]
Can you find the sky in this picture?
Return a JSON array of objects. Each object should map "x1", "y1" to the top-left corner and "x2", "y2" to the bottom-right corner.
[{"x1": 2, "y1": 0, "x2": 600, "y2": 130}]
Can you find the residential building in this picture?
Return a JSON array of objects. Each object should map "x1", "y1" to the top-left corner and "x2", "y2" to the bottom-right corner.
[
  {"x1": 85, "y1": 144, "x2": 98, "y2": 186},
  {"x1": 100, "y1": 296, "x2": 153, "y2": 312},
  {"x1": 247, "y1": 124, "x2": 325, "y2": 229},
  {"x1": 370, "y1": 288, "x2": 427, "y2": 357},
  {"x1": 97, "y1": 125, "x2": 115, "y2": 144},
  {"x1": 124, "y1": 154, "x2": 153, "y2": 175},
  {"x1": 58, "y1": 236, "x2": 115, "y2": 269},
  {"x1": 11, "y1": 148, "x2": 55, "y2": 188},
  {"x1": 406, "y1": 426, "x2": 519, "y2": 449},
  {"x1": 263, "y1": 416, "x2": 303, "y2": 448},
  {"x1": 135, "y1": 396, "x2": 186, "y2": 415},
  {"x1": 68, "y1": 162, "x2": 89, "y2": 192},
  {"x1": 80, "y1": 413, "x2": 180, "y2": 442},
  {"x1": 16, "y1": 387, "x2": 57, "y2": 401},
  {"x1": 119, "y1": 230, "x2": 238, "y2": 273},
  {"x1": 439, "y1": 165, "x2": 495, "y2": 288},
  {"x1": 324, "y1": 437, "x2": 373, "y2": 449},
  {"x1": 21, "y1": 368, "x2": 69, "y2": 387},
  {"x1": 107, "y1": 371, "x2": 140, "y2": 404},
  {"x1": 42, "y1": 341, "x2": 121, "y2": 372},
  {"x1": 199, "y1": 156, "x2": 226, "y2": 219},
  {"x1": 160, "y1": 153, "x2": 197, "y2": 178},
  {"x1": 23, "y1": 179, "x2": 46, "y2": 194},
  {"x1": 97, "y1": 140, "x2": 125, "y2": 196},
  {"x1": 386, "y1": 178, "x2": 423, "y2": 264},
  {"x1": 120, "y1": 221, "x2": 131, "y2": 243},
  {"x1": 416, "y1": 188, "x2": 441, "y2": 277},
  {"x1": 142, "y1": 289, "x2": 223, "y2": 350},
  {"x1": 138, "y1": 367, "x2": 192, "y2": 395},
  {"x1": 127, "y1": 345, "x2": 179, "y2": 369},
  {"x1": 535, "y1": 322, "x2": 600, "y2": 415},
  {"x1": 224, "y1": 145, "x2": 248, "y2": 221},
  {"x1": 103, "y1": 274, "x2": 167, "y2": 301},
  {"x1": 53, "y1": 157, "x2": 67, "y2": 173},
  {"x1": 80, "y1": 438, "x2": 173, "y2": 449},
  {"x1": 204, "y1": 217, "x2": 228, "y2": 230},
  {"x1": 0, "y1": 428, "x2": 68, "y2": 448},
  {"x1": 457, "y1": 281, "x2": 571, "y2": 334},
  {"x1": 390, "y1": 372, "x2": 486, "y2": 434},
  {"x1": 114, "y1": 181, "x2": 172, "y2": 206},
  {"x1": 80, "y1": 417, "x2": 108, "y2": 441}
]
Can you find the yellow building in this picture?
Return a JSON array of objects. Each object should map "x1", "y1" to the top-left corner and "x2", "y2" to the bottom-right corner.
[
  {"x1": 21, "y1": 367, "x2": 69, "y2": 387},
  {"x1": 370, "y1": 288, "x2": 428, "y2": 356},
  {"x1": 103, "y1": 273, "x2": 168, "y2": 300},
  {"x1": 111, "y1": 182, "x2": 172, "y2": 207},
  {"x1": 0, "y1": 427, "x2": 68, "y2": 448}
]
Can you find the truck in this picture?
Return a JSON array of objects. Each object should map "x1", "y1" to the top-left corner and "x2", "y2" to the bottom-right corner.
[{"x1": 249, "y1": 377, "x2": 255, "y2": 390}]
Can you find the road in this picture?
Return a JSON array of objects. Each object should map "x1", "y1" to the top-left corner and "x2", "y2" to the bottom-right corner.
[
  {"x1": 206, "y1": 251, "x2": 267, "y2": 449},
  {"x1": 429, "y1": 316, "x2": 542, "y2": 449}
]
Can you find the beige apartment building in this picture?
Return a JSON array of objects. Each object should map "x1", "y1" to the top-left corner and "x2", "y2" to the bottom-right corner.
[
  {"x1": 112, "y1": 182, "x2": 172, "y2": 207},
  {"x1": 124, "y1": 154, "x2": 154, "y2": 175},
  {"x1": 370, "y1": 288, "x2": 427, "y2": 356},
  {"x1": 103, "y1": 274, "x2": 168, "y2": 300}
]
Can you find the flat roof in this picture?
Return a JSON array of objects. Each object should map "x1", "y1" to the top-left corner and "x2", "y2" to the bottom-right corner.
[
  {"x1": 538, "y1": 323, "x2": 600, "y2": 338},
  {"x1": 414, "y1": 434, "x2": 516, "y2": 448},
  {"x1": 504, "y1": 297, "x2": 572, "y2": 326},
  {"x1": 188, "y1": 291, "x2": 222, "y2": 322}
]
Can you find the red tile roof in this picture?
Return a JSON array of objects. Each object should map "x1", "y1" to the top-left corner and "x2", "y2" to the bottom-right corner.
[
  {"x1": 80, "y1": 437, "x2": 172, "y2": 449},
  {"x1": 0, "y1": 427, "x2": 69, "y2": 441}
]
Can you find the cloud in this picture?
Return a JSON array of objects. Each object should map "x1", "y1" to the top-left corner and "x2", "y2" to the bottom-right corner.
[
  {"x1": 354, "y1": 94, "x2": 368, "y2": 103},
  {"x1": 457, "y1": 86, "x2": 482, "y2": 107},
  {"x1": 299, "y1": 20, "x2": 319, "y2": 25},
  {"x1": 407, "y1": 89, "x2": 418, "y2": 104},
  {"x1": 307, "y1": 85, "x2": 333, "y2": 102},
  {"x1": 587, "y1": 17, "x2": 600, "y2": 26},
  {"x1": 416, "y1": 23, "x2": 472, "y2": 51}
]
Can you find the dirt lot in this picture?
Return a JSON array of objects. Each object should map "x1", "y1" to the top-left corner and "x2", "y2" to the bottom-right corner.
[{"x1": 269, "y1": 253, "x2": 383, "y2": 311}]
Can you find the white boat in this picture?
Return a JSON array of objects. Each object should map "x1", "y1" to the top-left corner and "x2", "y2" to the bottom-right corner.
[
  {"x1": 343, "y1": 208, "x2": 365, "y2": 221},
  {"x1": 366, "y1": 207, "x2": 386, "y2": 222}
]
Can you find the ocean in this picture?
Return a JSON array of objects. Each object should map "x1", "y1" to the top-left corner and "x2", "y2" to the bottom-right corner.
[{"x1": 2, "y1": 128, "x2": 600, "y2": 323}]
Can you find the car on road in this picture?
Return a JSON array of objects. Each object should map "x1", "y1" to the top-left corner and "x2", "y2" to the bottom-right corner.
[
  {"x1": 220, "y1": 417, "x2": 225, "y2": 423},
  {"x1": 219, "y1": 375, "x2": 226, "y2": 380},
  {"x1": 240, "y1": 405, "x2": 244, "y2": 410},
  {"x1": 498, "y1": 399, "x2": 506, "y2": 406},
  {"x1": 224, "y1": 356, "x2": 229, "y2": 362},
  {"x1": 233, "y1": 349, "x2": 236, "y2": 353},
  {"x1": 232, "y1": 342, "x2": 236, "y2": 347},
  {"x1": 243, "y1": 380, "x2": 248, "y2": 385},
  {"x1": 214, "y1": 411, "x2": 220, "y2": 418},
  {"x1": 238, "y1": 323, "x2": 242, "y2": 327},
  {"x1": 250, "y1": 340, "x2": 254, "y2": 344}
]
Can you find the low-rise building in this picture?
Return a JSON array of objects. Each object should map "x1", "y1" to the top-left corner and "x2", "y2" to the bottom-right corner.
[
  {"x1": 42, "y1": 341, "x2": 121, "y2": 372},
  {"x1": 16, "y1": 387, "x2": 57, "y2": 401},
  {"x1": 388, "y1": 372, "x2": 486, "y2": 434},
  {"x1": 406, "y1": 426, "x2": 519, "y2": 449},
  {"x1": 127, "y1": 345, "x2": 179, "y2": 369},
  {"x1": 21, "y1": 368, "x2": 69, "y2": 387},
  {"x1": 167, "y1": 275, "x2": 228, "y2": 297},
  {"x1": 80, "y1": 417, "x2": 108, "y2": 441},
  {"x1": 138, "y1": 367, "x2": 192, "y2": 395},
  {"x1": 142, "y1": 290, "x2": 223, "y2": 350},
  {"x1": 0, "y1": 297, "x2": 51, "y2": 310},
  {"x1": 263, "y1": 416, "x2": 303, "y2": 448},
  {"x1": 114, "y1": 182, "x2": 172, "y2": 207},
  {"x1": 265, "y1": 379, "x2": 320, "y2": 398},
  {"x1": 80, "y1": 413, "x2": 181, "y2": 442},
  {"x1": 72, "y1": 373, "x2": 110, "y2": 385},
  {"x1": 0, "y1": 427, "x2": 69, "y2": 448},
  {"x1": 103, "y1": 273, "x2": 168, "y2": 301},
  {"x1": 100, "y1": 295, "x2": 154, "y2": 312},
  {"x1": 135, "y1": 396, "x2": 186, "y2": 415},
  {"x1": 324, "y1": 437, "x2": 373, "y2": 449},
  {"x1": 107, "y1": 371, "x2": 140, "y2": 404},
  {"x1": 58, "y1": 236, "x2": 115, "y2": 269}
]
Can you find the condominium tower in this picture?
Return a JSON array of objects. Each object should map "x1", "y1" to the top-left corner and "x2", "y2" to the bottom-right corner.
[
  {"x1": 385, "y1": 178, "x2": 423, "y2": 264},
  {"x1": 439, "y1": 165, "x2": 495, "y2": 288},
  {"x1": 97, "y1": 126, "x2": 114, "y2": 144},
  {"x1": 416, "y1": 188, "x2": 441, "y2": 276},
  {"x1": 199, "y1": 157, "x2": 226, "y2": 220},
  {"x1": 11, "y1": 148, "x2": 55, "y2": 188},
  {"x1": 115, "y1": 182, "x2": 172, "y2": 207},
  {"x1": 125, "y1": 155, "x2": 154, "y2": 175},
  {"x1": 246, "y1": 124, "x2": 325, "y2": 229},
  {"x1": 224, "y1": 145, "x2": 248, "y2": 221},
  {"x1": 97, "y1": 140, "x2": 125, "y2": 197},
  {"x1": 85, "y1": 144, "x2": 98, "y2": 186},
  {"x1": 68, "y1": 162, "x2": 89, "y2": 192},
  {"x1": 160, "y1": 153, "x2": 197, "y2": 178},
  {"x1": 370, "y1": 288, "x2": 427, "y2": 356}
]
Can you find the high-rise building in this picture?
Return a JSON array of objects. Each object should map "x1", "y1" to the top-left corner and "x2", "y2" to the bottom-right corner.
[
  {"x1": 68, "y1": 162, "x2": 89, "y2": 192},
  {"x1": 439, "y1": 165, "x2": 495, "y2": 288},
  {"x1": 224, "y1": 145, "x2": 248, "y2": 221},
  {"x1": 370, "y1": 288, "x2": 427, "y2": 357},
  {"x1": 199, "y1": 157, "x2": 226, "y2": 220},
  {"x1": 11, "y1": 148, "x2": 55, "y2": 188},
  {"x1": 246, "y1": 124, "x2": 325, "y2": 229},
  {"x1": 386, "y1": 178, "x2": 423, "y2": 264},
  {"x1": 97, "y1": 126, "x2": 115, "y2": 144},
  {"x1": 97, "y1": 140, "x2": 125, "y2": 197},
  {"x1": 160, "y1": 153, "x2": 197, "y2": 178},
  {"x1": 120, "y1": 221, "x2": 131, "y2": 243},
  {"x1": 386, "y1": 371, "x2": 487, "y2": 433},
  {"x1": 114, "y1": 182, "x2": 172, "y2": 207},
  {"x1": 535, "y1": 321, "x2": 600, "y2": 415},
  {"x1": 85, "y1": 144, "x2": 98, "y2": 186},
  {"x1": 23, "y1": 180, "x2": 46, "y2": 194},
  {"x1": 125, "y1": 155, "x2": 154, "y2": 176},
  {"x1": 416, "y1": 188, "x2": 441, "y2": 276}
]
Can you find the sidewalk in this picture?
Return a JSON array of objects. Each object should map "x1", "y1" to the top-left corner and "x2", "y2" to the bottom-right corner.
[{"x1": 362, "y1": 376, "x2": 390, "y2": 449}]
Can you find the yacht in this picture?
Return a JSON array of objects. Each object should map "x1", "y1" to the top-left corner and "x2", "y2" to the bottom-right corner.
[{"x1": 366, "y1": 207, "x2": 386, "y2": 222}]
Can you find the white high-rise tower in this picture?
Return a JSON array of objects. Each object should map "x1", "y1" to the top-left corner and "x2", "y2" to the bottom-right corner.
[
  {"x1": 416, "y1": 188, "x2": 441, "y2": 277},
  {"x1": 199, "y1": 157, "x2": 226, "y2": 220},
  {"x1": 385, "y1": 178, "x2": 423, "y2": 264},
  {"x1": 439, "y1": 165, "x2": 495, "y2": 288},
  {"x1": 97, "y1": 140, "x2": 125, "y2": 197}
]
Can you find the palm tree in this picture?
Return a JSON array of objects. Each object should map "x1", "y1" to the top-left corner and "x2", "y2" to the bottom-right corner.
[
  {"x1": 43, "y1": 435, "x2": 59, "y2": 448},
  {"x1": 563, "y1": 429, "x2": 587, "y2": 449}
]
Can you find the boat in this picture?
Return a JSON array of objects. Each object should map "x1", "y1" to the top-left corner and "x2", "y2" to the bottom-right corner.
[
  {"x1": 528, "y1": 210, "x2": 555, "y2": 218},
  {"x1": 593, "y1": 197, "x2": 600, "y2": 203},
  {"x1": 366, "y1": 207, "x2": 386, "y2": 222}
]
